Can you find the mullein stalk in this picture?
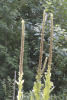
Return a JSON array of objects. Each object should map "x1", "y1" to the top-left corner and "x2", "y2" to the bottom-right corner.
[
  {"x1": 17, "y1": 20, "x2": 25, "y2": 100},
  {"x1": 48, "y1": 13, "x2": 53, "y2": 66},
  {"x1": 31, "y1": 10, "x2": 46, "y2": 100},
  {"x1": 43, "y1": 65, "x2": 52, "y2": 100},
  {"x1": 43, "y1": 13, "x2": 54, "y2": 100},
  {"x1": 38, "y1": 10, "x2": 46, "y2": 80}
]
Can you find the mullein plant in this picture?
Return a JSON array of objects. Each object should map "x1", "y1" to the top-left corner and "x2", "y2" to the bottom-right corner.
[
  {"x1": 16, "y1": 20, "x2": 25, "y2": 100},
  {"x1": 42, "y1": 13, "x2": 54, "y2": 100},
  {"x1": 30, "y1": 12, "x2": 54, "y2": 100},
  {"x1": 16, "y1": 10, "x2": 54, "y2": 100},
  {"x1": 30, "y1": 10, "x2": 47, "y2": 100}
]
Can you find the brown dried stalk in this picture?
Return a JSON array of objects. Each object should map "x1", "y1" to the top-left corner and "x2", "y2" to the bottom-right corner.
[
  {"x1": 19, "y1": 20, "x2": 25, "y2": 75},
  {"x1": 17, "y1": 20, "x2": 25, "y2": 100},
  {"x1": 38, "y1": 10, "x2": 46, "y2": 75},
  {"x1": 48, "y1": 13, "x2": 53, "y2": 66}
]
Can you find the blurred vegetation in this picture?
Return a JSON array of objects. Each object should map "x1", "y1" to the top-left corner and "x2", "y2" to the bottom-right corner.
[
  {"x1": 0, "y1": 0, "x2": 67, "y2": 99},
  {"x1": 23, "y1": 93, "x2": 67, "y2": 100}
]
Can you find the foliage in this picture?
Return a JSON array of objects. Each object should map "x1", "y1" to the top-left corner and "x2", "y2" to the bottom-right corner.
[
  {"x1": 0, "y1": 0, "x2": 34, "y2": 98},
  {"x1": 23, "y1": 91, "x2": 67, "y2": 100},
  {"x1": 0, "y1": 0, "x2": 67, "y2": 99},
  {"x1": 30, "y1": 65, "x2": 54, "y2": 100},
  {"x1": 0, "y1": 76, "x2": 14, "y2": 100}
]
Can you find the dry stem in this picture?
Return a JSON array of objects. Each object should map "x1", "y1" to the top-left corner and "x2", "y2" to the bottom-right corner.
[
  {"x1": 19, "y1": 20, "x2": 25, "y2": 75},
  {"x1": 48, "y1": 13, "x2": 53, "y2": 66},
  {"x1": 38, "y1": 10, "x2": 46, "y2": 75}
]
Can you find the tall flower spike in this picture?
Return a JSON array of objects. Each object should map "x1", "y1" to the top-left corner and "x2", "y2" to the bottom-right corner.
[
  {"x1": 48, "y1": 13, "x2": 53, "y2": 66},
  {"x1": 43, "y1": 13, "x2": 54, "y2": 100},
  {"x1": 31, "y1": 10, "x2": 46, "y2": 100},
  {"x1": 38, "y1": 10, "x2": 46, "y2": 77},
  {"x1": 17, "y1": 19, "x2": 25, "y2": 100},
  {"x1": 19, "y1": 19, "x2": 25, "y2": 75}
]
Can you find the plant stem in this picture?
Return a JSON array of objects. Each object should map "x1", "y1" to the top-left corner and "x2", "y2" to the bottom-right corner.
[
  {"x1": 19, "y1": 20, "x2": 25, "y2": 75},
  {"x1": 38, "y1": 10, "x2": 46, "y2": 78},
  {"x1": 48, "y1": 13, "x2": 53, "y2": 66},
  {"x1": 17, "y1": 19, "x2": 25, "y2": 100}
]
